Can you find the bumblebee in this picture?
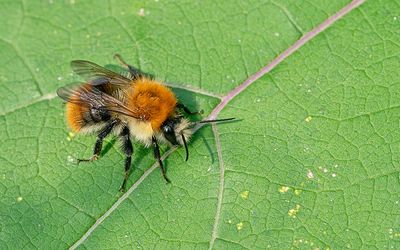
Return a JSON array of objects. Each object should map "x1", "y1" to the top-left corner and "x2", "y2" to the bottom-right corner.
[{"x1": 57, "y1": 54, "x2": 232, "y2": 192}]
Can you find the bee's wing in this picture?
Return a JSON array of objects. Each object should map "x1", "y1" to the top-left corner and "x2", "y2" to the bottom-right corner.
[
  {"x1": 57, "y1": 84, "x2": 141, "y2": 119},
  {"x1": 71, "y1": 60, "x2": 131, "y2": 86}
]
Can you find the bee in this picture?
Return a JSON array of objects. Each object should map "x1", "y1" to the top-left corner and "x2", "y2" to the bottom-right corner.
[{"x1": 57, "y1": 54, "x2": 233, "y2": 192}]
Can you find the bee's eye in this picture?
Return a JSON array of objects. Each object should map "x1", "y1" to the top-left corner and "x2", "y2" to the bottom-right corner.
[
  {"x1": 163, "y1": 125, "x2": 172, "y2": 133},
  {"x1": 161, "y1": 121, "x2": 178, "y2": 145}
]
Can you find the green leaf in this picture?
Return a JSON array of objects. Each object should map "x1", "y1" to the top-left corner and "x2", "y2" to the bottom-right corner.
[{"x1": 1, "y1": 0, "x2": 399, "y2": 249}]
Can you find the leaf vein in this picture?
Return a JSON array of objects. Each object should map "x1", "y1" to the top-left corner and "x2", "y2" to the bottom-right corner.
[
  {"x1": 208, "y1": 124, "x2": 225, "y2": 250},
  {"x1": 68, "y1": 0, "x2": 366, "y2": 247},
  {"x1": 208, "y1": 0, "x2": 366, "y2": 121}
]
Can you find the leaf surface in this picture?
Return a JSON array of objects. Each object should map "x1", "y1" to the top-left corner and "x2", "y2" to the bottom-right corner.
[{"x1": 1, "y1": 0, "x2": 399, "y2": 249}]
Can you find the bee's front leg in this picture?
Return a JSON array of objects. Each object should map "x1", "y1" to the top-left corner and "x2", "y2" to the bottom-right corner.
[
  {"x1": 152, "y1": 136, "x2": 171, "y2": 184},
  {"x1": 119, "y1": 126, "x2": 133, "y2": 192},
  {"x1": 177, "y1": 103, "x2": 204, "y2": 115}
]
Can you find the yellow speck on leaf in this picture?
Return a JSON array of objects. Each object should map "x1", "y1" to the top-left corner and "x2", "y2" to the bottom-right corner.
[
  {"x1": 307, "y1": 170, "x2": 314, "y2": 179},
  {"x1": 294, "y1": 189, "x2": 302, "y2": 196},
  {"x1": 138, "y1": 8, "x2": 145, "y2": 16},
  {"x1": 305, "y1": 116, "x2": 312, "y2": 122},
  {"x1": 288, "y1": 204, "x2": 301, "y2": 218},
  {"x1": 240, "y1": 190, "x2": 249, "y2": 199},
  {"x1": 236, "y1": 222, "x2": 244, "y2": 231},
  {"x1": 67, "y1": 132, "x2": 75, "y2": 141},
  {"x1": 279, "y1": 186, "x2": 290, "y2": 193},
  {"x1": 16, "y1": 197, "x2": 23, "y2": 202}
]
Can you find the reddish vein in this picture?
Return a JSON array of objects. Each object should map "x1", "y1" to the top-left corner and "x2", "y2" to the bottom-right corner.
[
  {"x1": 70, "y1": 0, "x2": 365, "y2": 248},
  {"x1": 208, "y1": 0, "x2": 365, "y2": 120},
  {"x1": 206, "y1": 0, "x2": 365, "y2": 248}
]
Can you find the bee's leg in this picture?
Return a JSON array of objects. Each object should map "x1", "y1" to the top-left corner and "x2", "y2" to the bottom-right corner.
[
  {"x1": 114, "y1": 53, "x2": 141, "y2": 75},
  {"x1": 114, "y1": 53, "x2": 154, "y2": 80},
  {"x1": 119, "y1": 126, "x2": 133, "y2": 192},
  {"x1": 77, "y1": 119, "x2": 118, "y2": 164},
  {"x1": 152, "y1": 136, "x2": 171, "y2": 184},
  {"x1": 177, "y1": 103, "x2": 204, "y2": 115}
]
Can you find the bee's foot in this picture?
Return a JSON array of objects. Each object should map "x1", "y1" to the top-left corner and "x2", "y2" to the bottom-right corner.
[
  {"x1": 77, "y1": 155, "x2": 98, "y2": 164},
  {"x1": 119, "y1": 184, "x2": 126, "y2": 193},
  {"x1": 119, "y1": 178, "x2": 128, "y2": 193}
]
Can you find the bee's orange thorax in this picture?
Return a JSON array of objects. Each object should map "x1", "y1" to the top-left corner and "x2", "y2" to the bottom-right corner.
[{"x1": 127, "y1": 78, "x2": 177, "y2": 130}]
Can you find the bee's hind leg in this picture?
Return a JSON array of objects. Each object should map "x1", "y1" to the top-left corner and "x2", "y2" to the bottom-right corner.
[
  {"x1": 119, "y1": 126, "x2": 133, "y2": 192},
  {"x1": 114, "y1": 53, "x2": 154, "y2": 79},
  {"x1": 152, "y1": 136, "x2": 171, "y2": 184},
  {"x1": 77, "y1": 119, "x2": 118, "y2": 164}
]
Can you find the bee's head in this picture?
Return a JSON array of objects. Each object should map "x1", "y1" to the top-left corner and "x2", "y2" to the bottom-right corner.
[
  {"x1": 161, "y1": 116, "x2": 192, "y2": 160},
  {"x1": 160, "y1": 116, "x2": 235, "y2": 161}
]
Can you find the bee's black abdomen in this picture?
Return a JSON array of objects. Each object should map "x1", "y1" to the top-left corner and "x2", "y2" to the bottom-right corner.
[{"x1": 87, "y1": 107, "x2": 111, "y2": 123}]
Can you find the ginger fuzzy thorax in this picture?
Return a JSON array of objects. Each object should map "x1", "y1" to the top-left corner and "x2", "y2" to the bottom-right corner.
[{"x1": 126, "y1": 78, "x2": 177, "y2": 131}]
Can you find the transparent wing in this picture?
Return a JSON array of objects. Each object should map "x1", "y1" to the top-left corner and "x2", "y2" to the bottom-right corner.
[
  {"x1": 57, "y1": 84, "x2": 140, "y2": 119},
  {"x1": 57, "y1": 84, "x2": 103, "y2": 107},
  {"x1": 70, "y1": 60, "x2": 132, "y2": 86}
]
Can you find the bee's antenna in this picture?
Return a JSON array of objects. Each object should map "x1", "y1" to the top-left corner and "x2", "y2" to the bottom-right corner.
[
  {"x1": 181, "y1": 133, "x2": 189, "y2": 161},
  {"x1": 197, "y1": 117, "x2": 235, "y2": 124}
]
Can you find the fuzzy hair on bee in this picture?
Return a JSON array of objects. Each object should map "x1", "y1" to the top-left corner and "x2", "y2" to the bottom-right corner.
[{"x1": 57, "y1": 54, "x2": 234, "y2": 192}]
